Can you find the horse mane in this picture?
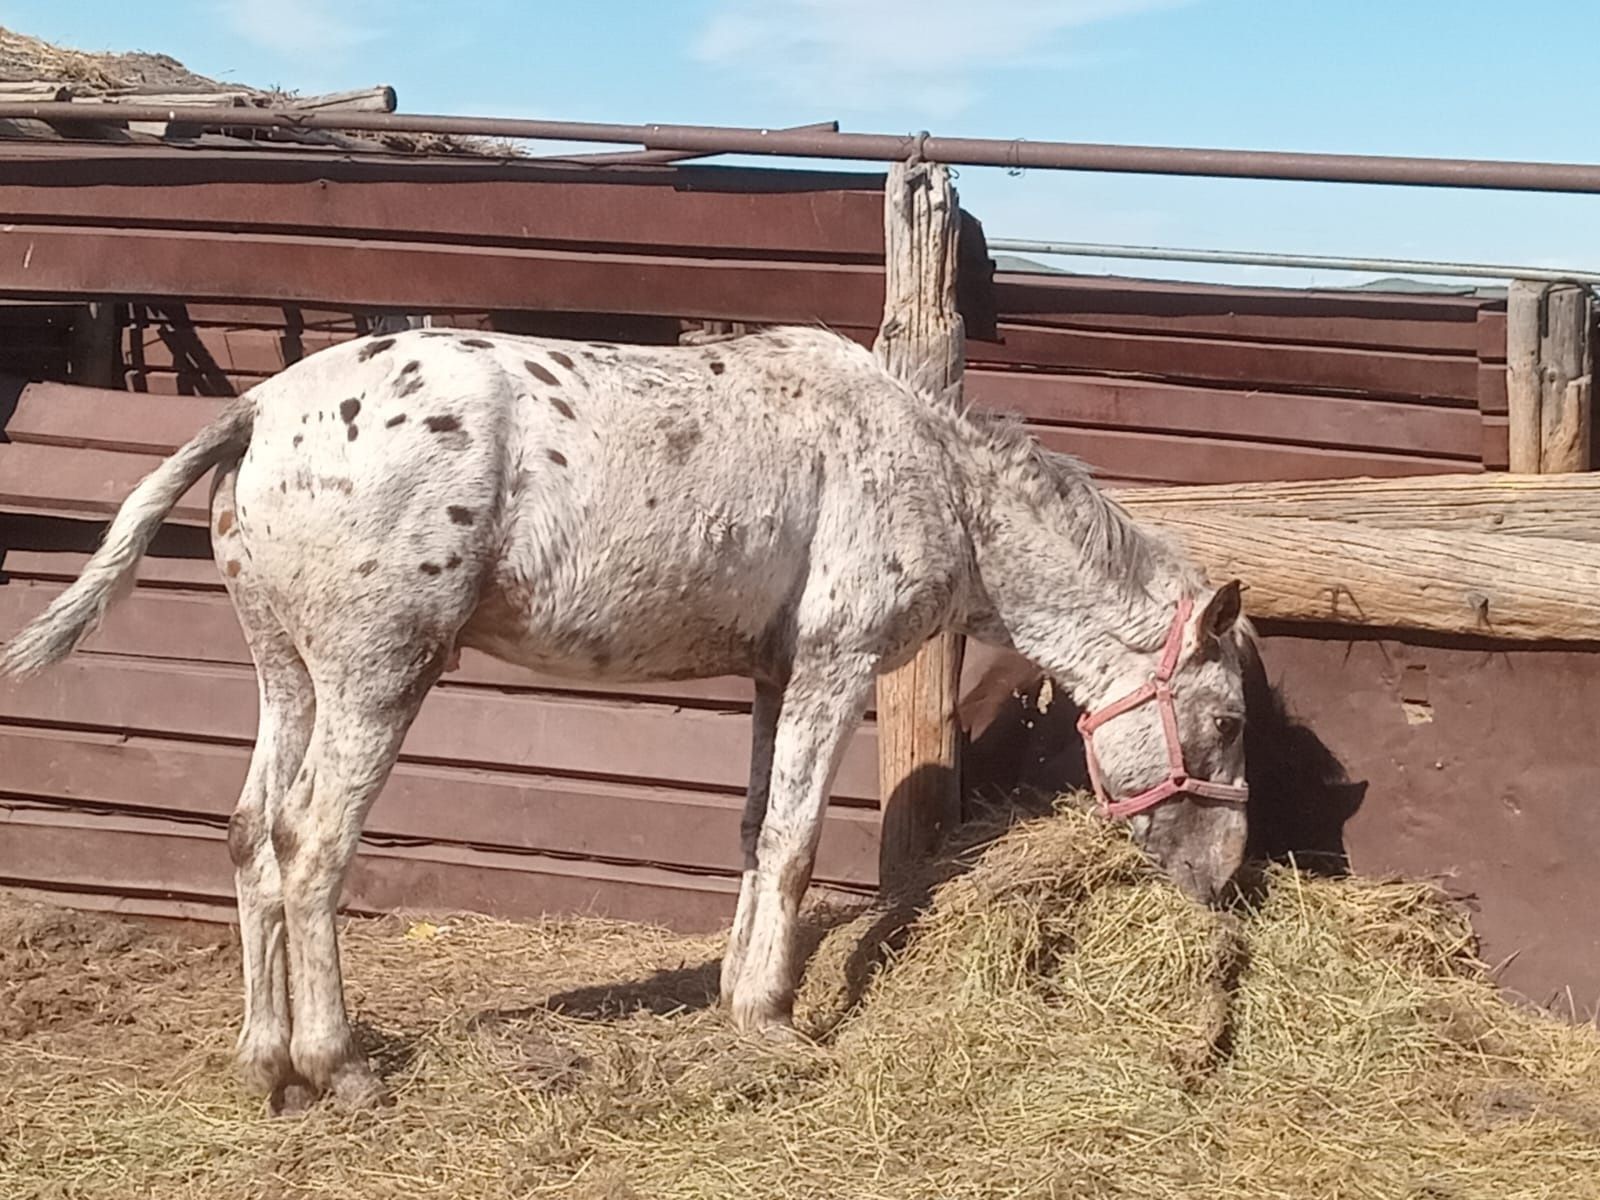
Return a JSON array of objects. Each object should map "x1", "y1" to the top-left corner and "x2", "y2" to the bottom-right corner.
[
  {"x1": 711, "y1": 325, "x2": 1212, "y2": 623},
  {"x1": 960, "y1": 408, "x2": 1201, "y2": 602}
]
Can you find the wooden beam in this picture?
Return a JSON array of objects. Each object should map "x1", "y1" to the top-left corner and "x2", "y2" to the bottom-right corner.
[
  {"x1": 1111, "y1": 471, "x2": 1600, "y2": 541},
  {"x1": 66, "y1": 301, "x2": 119, "y2": 389},
  {"x1": 1125, "y1": 511, "x2": 1600, "y2": 642},
  {"x1": 1506, "y1": 280, "x2": 1594, "y2": 474},
  {"x1": 873, "y1": 160, "x2": 966, "y2": 881}
]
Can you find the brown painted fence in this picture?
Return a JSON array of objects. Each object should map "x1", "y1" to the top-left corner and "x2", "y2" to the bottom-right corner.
[{"x1": 0, "y1": 139, "x2": 1562, "y2": 983}]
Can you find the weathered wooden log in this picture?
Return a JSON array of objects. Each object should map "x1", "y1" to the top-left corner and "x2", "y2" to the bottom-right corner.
[
  {"x1": 874, "y1": 160, "x2": 965, "y2": 878},
  {"x1": 1110, "y1": 471, "x2": 1600, "y2": 541},
  {"x1": 288, "y1": 86, "x2": 399, "y2": 113},
  {"x1": 1506, "y1": 280, "x2": 1593, "y2": 474},
  {"x1": 1126, "y1": 510, "x2": 1600, "y2": 641}
]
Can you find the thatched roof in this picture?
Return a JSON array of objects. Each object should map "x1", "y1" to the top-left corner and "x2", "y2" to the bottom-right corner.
[{"x1": 0, "y1": 23, "x2": 513, "y2": 158}]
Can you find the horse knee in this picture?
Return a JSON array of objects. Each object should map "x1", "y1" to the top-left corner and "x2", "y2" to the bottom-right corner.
[
  {"x1": 226, "y1": 808, "x2": 261, "y2": 869},
  {"x1": 269, "y1": 815, "x2": 301, "y2": 864}
]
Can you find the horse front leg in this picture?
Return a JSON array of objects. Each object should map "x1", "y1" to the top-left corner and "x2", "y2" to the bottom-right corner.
[
  {"x1": 721, "y1": 678, "x2": 782, "y2": 1010},
  {"x1": 729, "y1": 651, "x2": 876, "y2": 1038}
]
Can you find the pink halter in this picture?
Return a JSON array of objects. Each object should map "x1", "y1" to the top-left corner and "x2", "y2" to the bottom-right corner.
[{"x1": 1075, "y1": 595, "x2": 1250, "y2": 821}]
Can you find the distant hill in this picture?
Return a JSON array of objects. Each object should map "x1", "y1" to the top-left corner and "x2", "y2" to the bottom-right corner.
[{"x1": 988, "y1": 254, "x2": 1509, "y2": 297}]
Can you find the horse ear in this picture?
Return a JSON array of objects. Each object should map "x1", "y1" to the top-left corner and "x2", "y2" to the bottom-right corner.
[{"x1": 1198, "y1": 579, "x2": 1244, "y2": 641}]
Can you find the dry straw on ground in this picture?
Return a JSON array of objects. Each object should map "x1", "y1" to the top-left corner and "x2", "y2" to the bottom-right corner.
[{"x1": 3, "y1": 796, "x2": 1598, "y2": 1199}]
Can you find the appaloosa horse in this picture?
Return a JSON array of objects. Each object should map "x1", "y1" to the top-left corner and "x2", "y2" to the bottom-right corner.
[{"x1": 0, "y1": 325, "x2": 1250, "y2": 1112}]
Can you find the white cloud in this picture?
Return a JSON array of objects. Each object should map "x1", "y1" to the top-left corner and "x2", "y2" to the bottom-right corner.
[
  {"x1": 691, "y1": 0, "x2": 1190, "y2": 117},
  {"x1": 217, "y1": 0, "x2": 380, "y2": 58}
]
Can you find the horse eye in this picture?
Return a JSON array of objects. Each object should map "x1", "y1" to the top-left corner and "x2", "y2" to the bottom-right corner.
[{"x1": 1213, "y1": 714, "x2": 1242, "y2": 742}]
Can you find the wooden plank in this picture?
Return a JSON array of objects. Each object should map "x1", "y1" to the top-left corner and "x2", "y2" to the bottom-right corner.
[
  {"x1": 2, "y1": 548, "x2": 219, "y2": 589},
  {"x1": 1478, "y1": 363, "x2": 1509, "y2": 416},
  {"x1": 1478, "y1": 309, "x2": 1509, "y2": 364},
  {"x1": 1110, "y1": 471, "x2": 1600, "y2": 541},
  {"x1": 122, "y1": 325, "x2": 349, "y2": 375},
  {"x1": 1483, "y1": 415, "x2": 1510, "y2": 470},
  {"x1": 1124, "y1": 512, "x2": 1600, "y2": 642},
  {"x1": 989, "y1": 273, "x2": 1490, "y2": 353},
  {"x1": 124, "y1": 369, "x2": 269, "y2": 397},
  {"x1": 0, "y1": 223, "x2": 888, "y2": 327},
  {"x1": 1539, "y1": 285, "x2": 1593, "y2": 473},
  {"x1": 0, "y1": 158, "x2": 887, "y2": 259},
  {"x1": 1025, "y1": 423, "x2": 1480, "y2": 484},
  {"x1": 0, "y1": 443, "x2": 209, "y2": 525},
  {"x1": 970, "y1": 323, "x2": 1482, "y2": 403},
  {"x1": 0, "y1": 726, "x2": 879, "y2": 887},
  {"x1": 0, "y1": 885, "x2": 237, "y2": 926},
  {"x1": 132, "y1": 302, "x2": 368, "y2": 330},
  {"x1": 66, "y1": 301, "x2": 119, "y2": 388},
  {"x1": 968, "y1": 370, "x2": 1482, "y2": 460},
  {"x1": 0, "y1": 807, "x2": 752, "y2": 930},
  {"x1": 1507, "y1": 281, "x2": 1544, "y2": 473},
  {"x1": 872, "y1": 161, "x2": 965, "y2": 878},
  {"x1": 3, "y1": 380, "x2": 217, "y2": 456},
  {"x1": 0, "y1": 415, "x2": 1479, "y2": 532},
  {"x1": 0, "y1": 654, "x2": 881, "y2": 800},
  {"x1": 0, "y1": 580, "x2": 761, "y2": 709}
]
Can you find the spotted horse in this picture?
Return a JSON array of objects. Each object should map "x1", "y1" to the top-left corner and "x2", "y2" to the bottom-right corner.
[{"x1": 0, "y1": 325, "x2": 1251, "y2": 1112}]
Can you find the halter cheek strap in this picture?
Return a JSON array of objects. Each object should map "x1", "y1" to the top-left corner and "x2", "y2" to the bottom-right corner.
[{"x1": 1075, "y1": 595, "x2": 1250, "y2": 821}]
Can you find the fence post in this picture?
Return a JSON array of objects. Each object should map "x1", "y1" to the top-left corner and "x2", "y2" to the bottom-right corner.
[
  {"x1": 872, "y1": 160, "x2": 965, "y2": 883},
  {"x1": 1507, "y1": 280, "x2": 1593, "y2": 474},
  {"x1": 67, "y1": 301, "x2": 119, "y2": 389}
]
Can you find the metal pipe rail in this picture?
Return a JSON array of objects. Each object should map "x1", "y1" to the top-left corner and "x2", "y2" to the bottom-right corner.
[
  {"x1": 986, "y1": 238, "x2": 1600, "y2": 285},
  {"x1": 6, "y1": 104, "x2": 1600, "y2": 194}
]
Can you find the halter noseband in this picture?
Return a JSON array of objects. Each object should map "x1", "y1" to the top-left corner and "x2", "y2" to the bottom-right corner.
[{"x1": 1075, "y1": 595, "x2": 1250, "y2": 821}]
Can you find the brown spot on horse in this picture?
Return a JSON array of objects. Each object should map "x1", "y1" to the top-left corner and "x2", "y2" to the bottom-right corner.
[
  {"x1": 525, "y1": 360, "x2": 559, "y2": 386},
  {"x1": 357, "y1": 337, "x2": 395, "y2": 362}
]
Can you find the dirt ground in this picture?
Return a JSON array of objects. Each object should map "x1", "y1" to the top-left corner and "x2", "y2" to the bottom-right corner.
[{"x1": 4, "y1": 803, "x2": 1599, "y2": 1200}]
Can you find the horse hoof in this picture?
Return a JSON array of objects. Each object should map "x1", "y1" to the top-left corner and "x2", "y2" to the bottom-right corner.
[
  {"x1": 268, "y1": 1081, "x2": 318, "y2": 1116},
  {"x1": 330, "y1": 1062, "x2": 392, "y2": 1111},
  {"x1": 748, "y1": 1018, "x2": 807, "y2": 1047}
]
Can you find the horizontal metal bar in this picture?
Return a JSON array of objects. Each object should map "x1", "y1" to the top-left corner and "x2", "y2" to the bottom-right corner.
[
  {"x1": 987, "y1": 238, "x2": 1600, "y2": 286},
  {"x1": 540, "y1": 119, "x2": 840, "y2": 166},
  {"x1": 6, "y1": 104, "x2": 1600, "y2": 194}
]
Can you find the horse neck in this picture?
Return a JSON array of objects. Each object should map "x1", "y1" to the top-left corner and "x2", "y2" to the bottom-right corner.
[{"x1": 954, "y1": 449, "x2": 1188, "y2": 706}]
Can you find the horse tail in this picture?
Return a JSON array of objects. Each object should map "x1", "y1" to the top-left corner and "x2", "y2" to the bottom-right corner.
[{"x1": 0, "y1": 397, "x2": 256, "y2": 677}]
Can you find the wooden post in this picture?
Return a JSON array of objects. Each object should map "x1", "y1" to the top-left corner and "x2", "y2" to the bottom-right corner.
[
  {"x1": 873, "y1": 160, "x2": 966, "y2": 882},
  {"x1": 66, "y1": 301, "x2": 119, "y2": 390},
  {"x1": 1506, "y1": 280, "x2": 1593, "y2": 474}
]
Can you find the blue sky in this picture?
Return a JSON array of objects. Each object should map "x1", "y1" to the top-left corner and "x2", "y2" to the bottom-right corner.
[{"x1": 6, "y1": 1, "x2": 1600, "y2": 287}]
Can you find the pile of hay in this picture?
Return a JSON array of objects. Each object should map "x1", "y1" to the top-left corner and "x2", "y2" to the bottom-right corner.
[{"x1": 2, "y1": 798, "x2": 1597, "y2": 1199}]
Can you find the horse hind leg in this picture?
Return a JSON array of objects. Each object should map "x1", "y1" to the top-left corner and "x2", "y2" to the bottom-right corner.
[
  {"x1": 275, "y1": 641, "x2": 451, "y2": 1108},
  {"x1": 217, "y1": 468, "x2": 318, "y2": 1112},
  {"x1": 227, "y1": 633, "x2": 317, "y2": 1113}
]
